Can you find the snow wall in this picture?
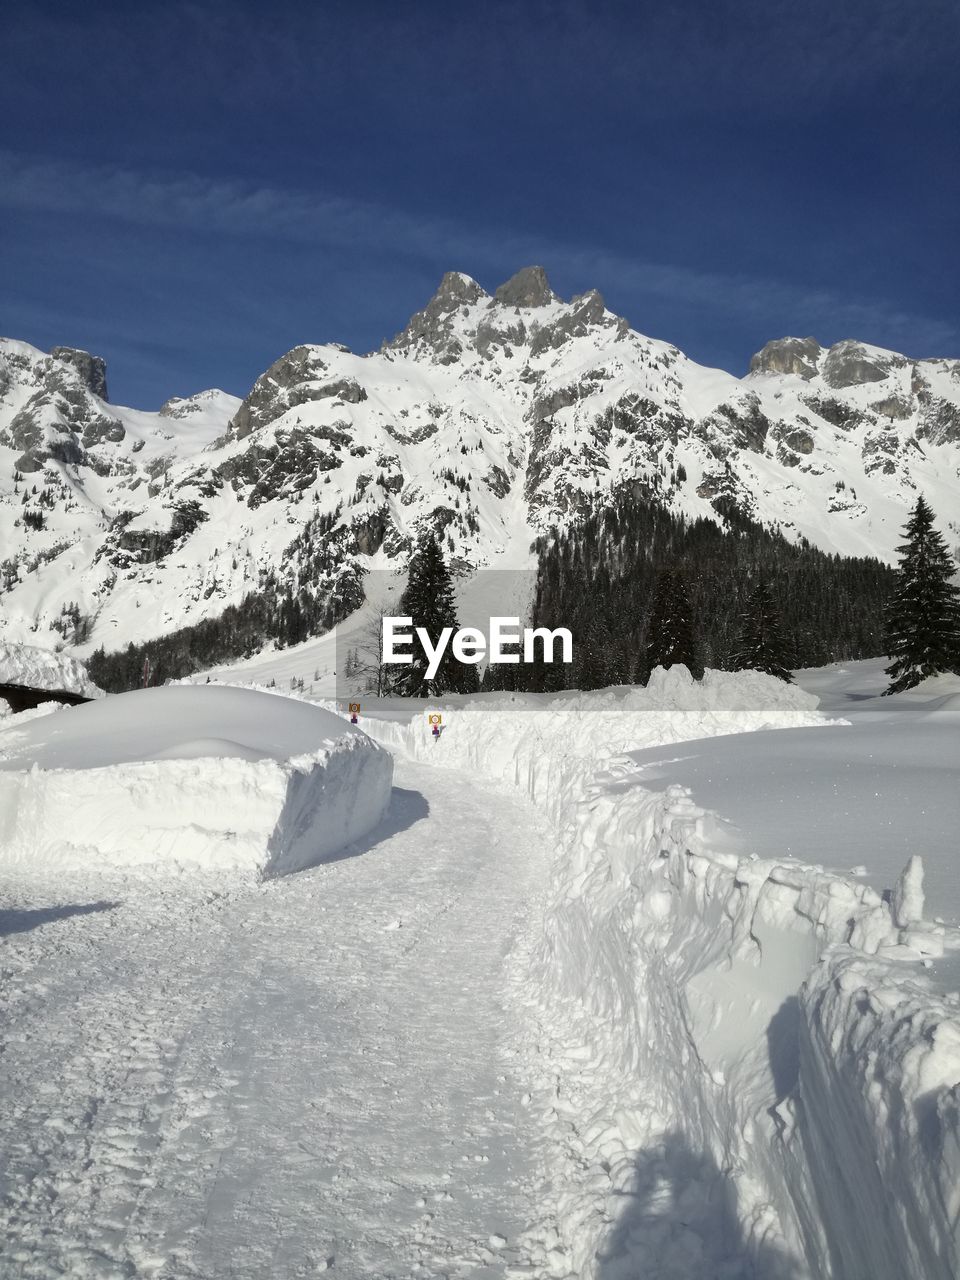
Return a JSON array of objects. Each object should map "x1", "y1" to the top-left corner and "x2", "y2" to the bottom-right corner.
[
  {"x1": 357, "y1": 667, "x2": 959, "y2": 1280},
  {"x1": 0, "y1": 641, "x2": 104, "y2": 700},
  {"x1": 0, "y1": 687, "x2": 393, "y2": 876}
]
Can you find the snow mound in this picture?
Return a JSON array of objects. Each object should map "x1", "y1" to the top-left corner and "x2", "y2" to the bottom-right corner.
[
  {"x1": 0, "y1": 686, "x2": 392, "y2": 875},
  {"x1": 0, "y1": 642, "x2": 103, "y2": 699}
]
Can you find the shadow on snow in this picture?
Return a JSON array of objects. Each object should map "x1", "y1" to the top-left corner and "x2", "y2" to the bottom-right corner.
[
  {"x1": 316, "y1": 786, "x2": 430, "y2": 866},
  {"x1": 596, "y1": 1130, "x2": 807, "y2": 1279},
  {"x1": 0, "y1": 900, "x2": 119, "y2": 938}
]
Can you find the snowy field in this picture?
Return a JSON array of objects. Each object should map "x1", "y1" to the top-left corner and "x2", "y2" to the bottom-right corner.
[
  {"x1": 630, "y1": 659, "x2": 960, "y2": 927},
  {"x1": 1, "y1": 659, "x2": 958, "y2": 1277}
]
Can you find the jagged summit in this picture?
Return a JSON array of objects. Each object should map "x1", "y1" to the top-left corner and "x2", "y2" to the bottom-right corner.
[
  {"x1": 50, "y1": 346, "x2": 109, "y2": 401},
  {"x1": 433, "y1": 271, "x2": 488, "y2": 309},
  {"x1": 493, "y1": 265, "x2": 555, "y2": 308},
  {"x1": 384, "y1": 266, "x2": 617, "y2": 364}
]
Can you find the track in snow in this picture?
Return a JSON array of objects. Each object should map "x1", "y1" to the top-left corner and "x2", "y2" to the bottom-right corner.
[{"x1": 0, "y1": 758, "x2": 552, "y2": 1279}]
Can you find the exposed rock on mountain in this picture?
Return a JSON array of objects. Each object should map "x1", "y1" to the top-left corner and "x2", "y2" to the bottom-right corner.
[
  {"x1": 0, "y1": 269, "x2": 957, "y2": 657},
  {"x1": 493, "y1": 264, "x2": 556, "y2": 308},
  {"x1": 50, "y1": 346, "x2": 109, "y2": 400},
  {"x1": 750, "y1": 337, "x2": 821, "y2": 380}
]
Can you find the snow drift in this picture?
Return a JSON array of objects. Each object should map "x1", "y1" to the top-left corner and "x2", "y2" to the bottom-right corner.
[
  {"x1": 358, "y1": 667, "x2": 960, "y2": 1279},
  {"x1": 0, "y1": 686, "x2": 392, "y2": 875}
]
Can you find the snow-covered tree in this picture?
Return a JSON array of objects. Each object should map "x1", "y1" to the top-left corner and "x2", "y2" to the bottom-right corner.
[
  {"x1": 732, "y1": 580, "x2": 794, "y2": 681},
  {"x1": 883, "y1": 496, "x2": 960, "y2": 694},
  {"x1": 643, "y1": 567, "x2": 703, "y2": 680},
  {"x1": 395, "y1": 531, "x2": 478, "y2": 696}
]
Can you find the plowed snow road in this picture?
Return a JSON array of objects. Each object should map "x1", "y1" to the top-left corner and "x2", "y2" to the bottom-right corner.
[{"x1": 0, "y1": 759, "x2": 552, "y2": 1279}]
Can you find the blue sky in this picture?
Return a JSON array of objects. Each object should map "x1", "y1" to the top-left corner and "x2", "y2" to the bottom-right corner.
[{"x1": 1, "y1": 0, "x2": 957, "y2": 407}]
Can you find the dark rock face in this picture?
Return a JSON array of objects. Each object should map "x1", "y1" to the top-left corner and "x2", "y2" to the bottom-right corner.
[
  {"x1": 803, "y1": 395, "x2": 866, "y2": 431},
  {"x1": 528, "y1": 290, "x2": 606, "y2": 355},
  {"x1": 822, "y1": 340, "x2": 899, "y2": 389},
  {"x1": 713, "y1": 394, "x2": 770, "y2": 452},
  {"x1": 82, "y1": 417, "x2": 126, "y2": 446},
  {"x1": 475, "y1": 318, "x2": 527, "y2": 358},
  {"x1": 352, "y1": 509, "x2": 390, "y2": 555},
  {"x1": 216, "y1": 425, "x2": 347, "y2": 507},
  {"x1": 493, "y1": 265, "x2": 555, "y2": 309},
  {"x1": 870, "y1": 394, "x2": 913, "y2": 420},
  {"x1": 749, "y1": 337, "x2": 822, "y2": 380},
  {"x1": 781, "y1": 427, "x2": 815, "y2": 455},
  {"x1": 51, "y1": 346, "x2": 108, "y2": 400},
  {"x1": 385, "y1": 273, "x2": 488, "y2": 360},
  {"x1": 431, "y1": 271, "x2": 487, "y2": 311},
  {"x1": 229, "y1": 346, "x2": 330, "y2": 439},
  {"x1": 917, "y1": 392, "x2": 960, "y2": 445},
  {"x1": 862, "y1": 430, "x2": 900, "y2": 475}
]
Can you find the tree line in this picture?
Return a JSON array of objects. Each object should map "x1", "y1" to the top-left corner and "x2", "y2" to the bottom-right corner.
[{"x1": 86, "y1": 494, "x2": 959, "y2": 697}]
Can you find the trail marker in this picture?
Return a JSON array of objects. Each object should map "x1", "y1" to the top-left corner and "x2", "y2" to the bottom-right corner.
[
  {"x1": 349, "y1": 701, "x2": 360, "y2": 725},
  {"x1": 428, "y1": 712, "x2": 443, "y2": 740}
]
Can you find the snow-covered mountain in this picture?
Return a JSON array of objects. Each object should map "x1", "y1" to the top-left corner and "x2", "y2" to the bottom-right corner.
[{"x1": 1, "y1": 266, "x2": 959, "y2": 654}]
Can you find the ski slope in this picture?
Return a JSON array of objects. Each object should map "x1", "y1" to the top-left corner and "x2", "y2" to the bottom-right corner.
[{"x1": 0, "y1": 758, "x2": 551, "y2": 1279}]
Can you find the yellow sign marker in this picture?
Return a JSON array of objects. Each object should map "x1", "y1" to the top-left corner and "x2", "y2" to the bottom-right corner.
[{"x1": 428, "y1": 713, "x2": 442, "y2": 726}]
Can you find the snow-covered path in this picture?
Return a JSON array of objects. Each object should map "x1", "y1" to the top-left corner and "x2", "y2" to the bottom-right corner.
[{"x1": 0, "y1": 759, "x2": 551, "y2": 1279}]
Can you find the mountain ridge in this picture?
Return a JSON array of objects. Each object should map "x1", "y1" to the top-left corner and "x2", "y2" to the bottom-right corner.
[{"x1": 0, "y1": 267, "x2": 958, "y2": 657}]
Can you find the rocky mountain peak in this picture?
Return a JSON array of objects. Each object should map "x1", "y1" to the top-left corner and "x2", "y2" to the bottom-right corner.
[
  {"x1": 493, "y1": 265, "x2": 555, "y2": 309},
  {"x1": 821, "y1": 339, "x2": 904, "y2": 389},
  {"x1": 431, "y1": 271, "x2": 487, "y2": 311},
  {"x1": 749, "y1": 337, "x2": 822, "y2": 380},
  {"x1": 384, "y1": 272, "x2": 489, "y2": 362},
  {"x1": 50, "y1": 346, "x2": 109, "y2": 401}
]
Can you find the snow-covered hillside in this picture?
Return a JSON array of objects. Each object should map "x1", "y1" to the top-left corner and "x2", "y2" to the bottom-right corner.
[{"x1": 1, "y1": 269, "x2": 959, "y2": 655}]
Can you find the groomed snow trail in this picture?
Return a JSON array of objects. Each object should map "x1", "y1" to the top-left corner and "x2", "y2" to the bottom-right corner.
[{"x1": 0, "y1": 758, "x2": 551, "y2": 1279}]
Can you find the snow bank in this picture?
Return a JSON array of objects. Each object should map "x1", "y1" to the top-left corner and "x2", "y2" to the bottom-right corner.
[
  {"x1": 0, "y1": 641, "x2": 103, "y2": 700},
  {"x1": 358, "y1": 667, "x2": 960, "y2": 1279},
  {"x1": 354, "y1": 666, "x2": 828, "y2": 825},
  {"x1": 0, "y1": 686, "x2": 392, "y2": 876}
]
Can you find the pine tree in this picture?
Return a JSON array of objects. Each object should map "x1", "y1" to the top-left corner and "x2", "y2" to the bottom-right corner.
[
  {"x1": 732, "y1": 579, "x2": 794, "y2": 681},
  {"x1": 643, "y1": 567, "x2": 703, "y2": 680},
  {"x1": 883, "y1": 496, "x2": 960, "y2": 693},
  {"x1": 395, "y1": 531, "x2": 478, "y2": 695}
]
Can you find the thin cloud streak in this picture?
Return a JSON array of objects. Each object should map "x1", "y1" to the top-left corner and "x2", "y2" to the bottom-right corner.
[{"x1": 1, "y1": 150, "x2": 956, "y2": 362}]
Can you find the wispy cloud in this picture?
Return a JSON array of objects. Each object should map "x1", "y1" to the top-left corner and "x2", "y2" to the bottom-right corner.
[
  {"x1": 7, "y1": 1, "x2": 958, "y2": 119},
  {"x1": 0, "y1": 150, "x2": 955, "y2": 360}
]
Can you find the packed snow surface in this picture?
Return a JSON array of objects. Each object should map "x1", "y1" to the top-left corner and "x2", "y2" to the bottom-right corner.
[
  {"x1": 0, "y1": 758, "x2": 550, "y2": 1278},
  {"x1": 2, "y1": 663, "x2": 959, "y2": 1278},
  {"x1": 0, "y1": 640, "x2": 103, "y2": 699},
  {"x1": 0, "y1": 686, "x2": 392, "y2": 874}
]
